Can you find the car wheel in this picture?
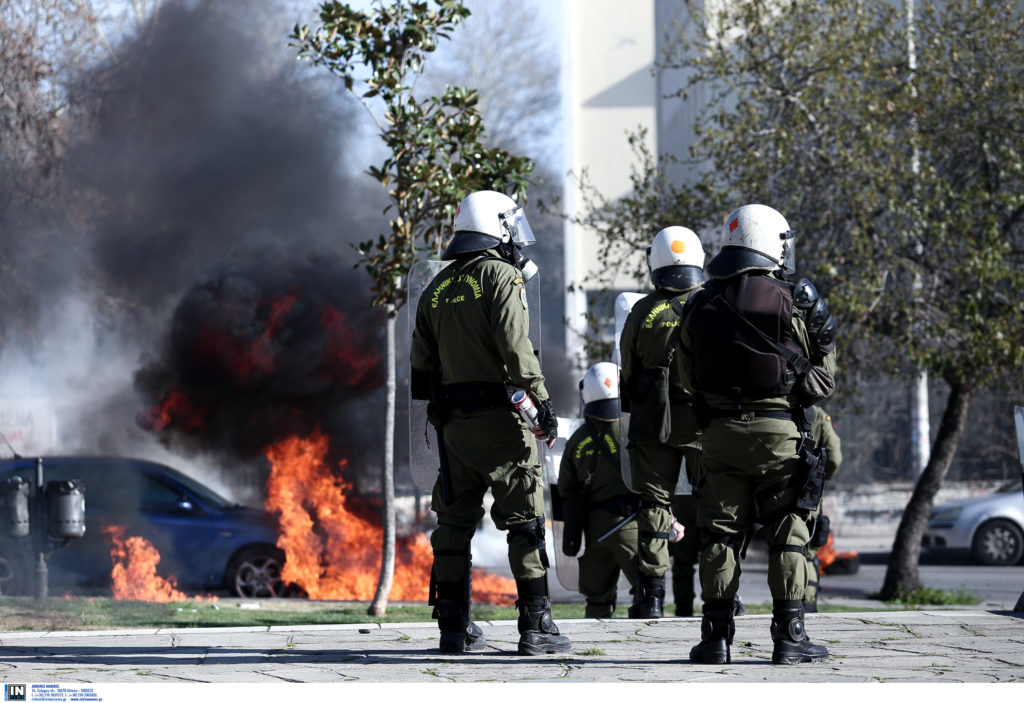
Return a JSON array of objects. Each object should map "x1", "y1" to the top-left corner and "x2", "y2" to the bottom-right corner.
[
  {"x1": 970, "y1": 519, "x2": 1024, "y2": 566},
  {"x1": 225, "y1": 546, "x2": 285, "y2": 598}
]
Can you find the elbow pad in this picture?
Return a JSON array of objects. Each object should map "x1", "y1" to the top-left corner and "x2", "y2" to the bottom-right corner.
[{"x1": 792, "y1": 277, "x2": 836, "y2": 355}]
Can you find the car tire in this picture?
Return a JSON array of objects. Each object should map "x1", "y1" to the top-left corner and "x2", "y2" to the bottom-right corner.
[
  {"x1": 970, "y1": 519, "x2": 1024, "y2": 566},
  {"x1": 224, "y1": 546, "x2": 286, "y2": 598}
]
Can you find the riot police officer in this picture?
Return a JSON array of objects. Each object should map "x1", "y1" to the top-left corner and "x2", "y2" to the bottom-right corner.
[
  {"x1": 805, "y1": 406, "x2": 843, "y2": 612},
  {"x1": 410, "y1": 190, "x2": 570, "y2": 656},
  {"x1": 679, "y1": 204, "x2": 837, "y2": 665},
  {"x1": 619, "y1": 226, "x2": 706, "y2": 618},
  {"x1": 557, "y1": 362, "x2": 639, "y2": 618}
]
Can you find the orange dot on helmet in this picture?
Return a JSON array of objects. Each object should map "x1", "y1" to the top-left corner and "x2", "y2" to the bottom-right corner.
[{"x1": 671, "y1": 240, "x2": 686, "y2": 253}]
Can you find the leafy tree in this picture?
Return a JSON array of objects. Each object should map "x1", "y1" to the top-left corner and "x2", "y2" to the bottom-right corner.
[
  {"x1": 581, "y1": 0, "x2": 1024, "y2": 598},
  {"x1": 292, "y1": 0, "x2": 534, "y2": 615}
]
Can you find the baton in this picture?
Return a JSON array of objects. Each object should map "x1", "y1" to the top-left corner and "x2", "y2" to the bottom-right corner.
[{"x1": 596, "y1": 511, "x2": 639, "y2": 543}]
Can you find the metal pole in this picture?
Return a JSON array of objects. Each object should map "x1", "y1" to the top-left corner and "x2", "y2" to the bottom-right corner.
[{"x1": 34, "y1": 457, "x2": 47, "y2": 599}]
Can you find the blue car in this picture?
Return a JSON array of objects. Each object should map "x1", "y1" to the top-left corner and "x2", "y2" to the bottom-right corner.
[{"x1": 0, "y1": 456, "x2": 286, "y2": 598}]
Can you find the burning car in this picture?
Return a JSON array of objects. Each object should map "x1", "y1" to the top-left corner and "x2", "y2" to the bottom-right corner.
[{"x1": 0, "y1": 456, "x2": 286, "y2": 598}]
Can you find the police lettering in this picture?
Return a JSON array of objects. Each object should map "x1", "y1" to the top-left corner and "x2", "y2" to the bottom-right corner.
[
  {"x1": 643, "y1": 301, "x2": 679, "y2": 329},
  {"x1": 430, "y1": 273, "x2": 483, "y2": 308}
]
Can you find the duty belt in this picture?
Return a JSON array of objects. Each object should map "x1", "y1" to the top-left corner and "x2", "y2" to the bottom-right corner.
[
  {"x1": 444, "y1": 381, "x2": 509, "y2": 412},
  {"x1": 705, "y1": 408, "x2": 796, "y2": 422}
]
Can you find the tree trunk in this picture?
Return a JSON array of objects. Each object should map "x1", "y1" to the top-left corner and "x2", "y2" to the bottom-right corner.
[
  {"x1": 879, "y1": 379, "x2": 973, "y2": 600},
  {"x1": 368, "y1": 309, "x2": 397, "y2": 616}
]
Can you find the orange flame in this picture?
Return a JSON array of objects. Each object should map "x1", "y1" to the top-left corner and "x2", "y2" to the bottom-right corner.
[
  {"x1": 103, "y1": 525, "x2": 217, "y2": 602},
  {"x1": 264, "y1": 431, "x2": 516, "y2": 604}
]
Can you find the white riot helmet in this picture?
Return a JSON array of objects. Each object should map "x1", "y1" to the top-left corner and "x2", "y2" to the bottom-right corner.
[
  {"x1": 442, "y1": 190, "x2": 537, "y2": 278},
  {"x1": 580, "y1": 362, "x2": 619, "y2": 420},
  {"x1": 646, "y1": 226, "x2": 706, "y2": 292},
  {"x1": 706, "y1": 204, "x2": 796, "y2": 279}
]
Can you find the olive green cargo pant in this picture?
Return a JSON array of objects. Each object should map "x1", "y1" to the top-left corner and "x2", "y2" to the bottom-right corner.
[
  {"x1": 577, "y1": 508, "x2": 639, "y2": 617},
  {"x1": 430, "y1": 407, "x2": 548, "y2": 583},
  {"x1": 628, "y1": 404, "x2": 700, "y2": 578},
  {"x1": 669, "y1": 493, "x2": 701, "y2": 615},
  {"x1": 697, "y1": 415, "x2": 812, "y2": 602}
]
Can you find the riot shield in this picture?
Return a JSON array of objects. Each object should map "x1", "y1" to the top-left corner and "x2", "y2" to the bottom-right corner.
[
  {"x1": 543, "y1": 416, "x2": 583, "y2": 592},
  {"x1": 614, "y1": 291, "x2": 692, "y2": 496},
  {"x1": 614, "y1": 292, "x2": 645, "y2": 492},
  {"x1": 406, "y1": 259, "x2": 542, "y2": 493}
]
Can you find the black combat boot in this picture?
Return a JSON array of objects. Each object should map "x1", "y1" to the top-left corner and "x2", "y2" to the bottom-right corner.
[
  {"x1": 516, "y1": 577, "x2": 572, "y2": 655},
  {"x1": 433, "y1": 581, "x2": 486, "y2": 654},
  {"x1": 628, "y1": 573, "x2": 665, "y2": 619},
  {"x1": 688, "y1": 599, "x2": 735, "y2": 664},
  {"x1": 770, "y1": 599, "x2": 828, "y2": 665}
]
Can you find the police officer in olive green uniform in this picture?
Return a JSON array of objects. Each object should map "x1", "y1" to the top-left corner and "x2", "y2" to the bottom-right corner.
[
  {"x1": 680, "y1": 204, "x2": 837, "y2": 665},
  {"x1": 410, "y1": 190, "x2": 570, "y2": 656},
  {"x1": 804, "y1": 406, "x2": 842, "y2": 612},
  {"x1": 619, "y1": 226, "x2": 706, "y2": 618},
  {"x1": 557, "y1": 362, "x2": 639, "y2": 618}
]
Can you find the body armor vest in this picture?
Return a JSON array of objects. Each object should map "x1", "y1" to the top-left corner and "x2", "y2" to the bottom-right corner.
[{"x1": 689, "y1": 274, "x2": 804, "y2": 399}]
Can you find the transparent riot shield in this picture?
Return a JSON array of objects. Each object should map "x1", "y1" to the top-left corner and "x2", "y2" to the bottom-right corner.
[
  {"x1": 614, "y1": 292, "x2": 645, "y2": 492},
  {"x1": 407, "y1": 260, "x2": 452, "y2": 492},
  {"x1": 543, "y1": 416, "x2": 584, "y2": 592},
  {"x1": 614, "y1": 290, "x2": 693, "y2": 497},
  {"x1": 406, "y1": 259, "x2": 542, "y2": 493}
]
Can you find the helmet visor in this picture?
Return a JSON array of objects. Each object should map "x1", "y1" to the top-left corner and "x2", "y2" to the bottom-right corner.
[
  {"x1": 499, "y1": 206, "x2": 536, "y2": 247},
  {"x1": 780, "y1": 229, "x2": 796, "y2": 275}
]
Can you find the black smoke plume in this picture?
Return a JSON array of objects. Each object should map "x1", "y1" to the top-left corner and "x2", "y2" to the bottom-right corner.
[
  {"x1": 135, "y1": 249, "x2": 384, "y2": 468},
  {"x1": 0, "y1": 0, "x2": 390, "y2": 500}
]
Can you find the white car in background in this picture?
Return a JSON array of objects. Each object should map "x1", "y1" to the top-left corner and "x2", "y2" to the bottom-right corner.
[{"x1": 922, "y1": 480, "x2": 1024, "y2": 566}]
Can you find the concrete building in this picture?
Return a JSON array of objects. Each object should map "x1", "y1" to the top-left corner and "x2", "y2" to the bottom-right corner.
[{"x1": 560, "y1": 0, "x2": 700, "y2": 373}]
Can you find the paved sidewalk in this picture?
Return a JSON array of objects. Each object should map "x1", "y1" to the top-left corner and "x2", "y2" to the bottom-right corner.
[{"x1": 2, "y1": 608, "x2": 1021, "y2": 685}]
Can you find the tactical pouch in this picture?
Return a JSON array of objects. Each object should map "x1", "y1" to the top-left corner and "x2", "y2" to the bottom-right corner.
[
  {"x1": 794, "y1": 443, "x2": 828, "y2": 514},
  {"x1": 560, "y1": 489, "x2": 588, "y2": 557},
  {"x1": 625, "y1": 364, "x2": 672, "y2": 443}
]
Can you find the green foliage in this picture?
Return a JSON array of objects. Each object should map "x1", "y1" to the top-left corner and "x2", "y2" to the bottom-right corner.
[
  {"x1": 583, "y1": 0, "x2": 1024, "y2": 389},
  {"x1": 291, "y1": 0, "x2": 534, "y2": 312},
  {"x1": 871, "y1": 586, "x2": 981, "y2": 606}
]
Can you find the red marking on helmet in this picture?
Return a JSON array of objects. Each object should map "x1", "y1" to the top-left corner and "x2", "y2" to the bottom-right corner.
[
  {"x1": 729, "y1": 218, "x2": 739, "y2": 232},
  {"x1": 603, "y1": 377, "x2": 612, "y2": 388}
]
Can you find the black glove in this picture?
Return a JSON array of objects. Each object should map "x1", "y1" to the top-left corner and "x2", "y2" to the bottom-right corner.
[{"x1": 536, "y1": 398, "x2": 558, "y2": 441}]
